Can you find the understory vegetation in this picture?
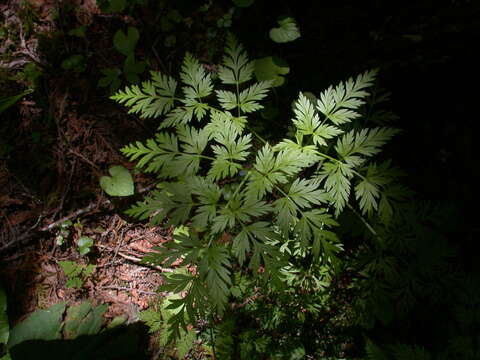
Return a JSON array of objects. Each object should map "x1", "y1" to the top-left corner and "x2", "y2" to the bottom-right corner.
[{"x1": 1, "y1": 1, "x2": 478, "y2": 359}]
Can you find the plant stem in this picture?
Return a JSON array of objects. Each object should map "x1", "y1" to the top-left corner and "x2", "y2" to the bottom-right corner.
[
  {"x1": 228, "y1": 171, "x2": 251, "y2": 203},
  {"x1": 316, "y1": 151, "x2": 341, "y2": 164},
  {"x1": 210, "y1": 314, "x2": 217, "y2": 359},
  {"x1": 346, "y1": 203, "x2": 379, "y2": 238},
  {"x1": 247, "y1": 126, "x2": 267, "y2": 144}
]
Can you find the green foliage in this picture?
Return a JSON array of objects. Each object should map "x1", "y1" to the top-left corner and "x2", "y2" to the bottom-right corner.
[
  {"x1": 139, "y1": 294, "x2": 197, "y2": 358},
  {"x1": 4, "y1": 298, "x2": 142, "y2": 359},
  {"x1": 61, "y1": 54, "x2": 86, "y2": 73},
  {"x1": 77, "y1": 236, "x2": 94, "y2": 256},
  {"x1": 123, "y1": 54, "x2": 147, "y2": 84},
  {"x1": 100, "y1": 165, "x2": 134, "y2": 197},
  {"x1": 99, "y1": 26, "x2": 145, "y2": 93},
  {"x1": 339, "y1": 199, "x2": 480, "y2": 360},
  {"x1": 0, "y1": 287, "x2": 8, "y2": 347},
  {"x1": 98, "y1": 67, "x2": 122, "y2": 94},
  {"x1": 16, "y1": 63, "x2": 42, "y2": 87},
  {"x1": 269, "y1": 17, "x2": 301, "y2": 43},
  {"x1": 111, "y1": 34, "x2": 400, "y2": 347},
  {"x1": 55, "y1": 220, "x2": 73, "y2": 246},
  {"x1": 113, "y1": 27, "x2": 139, "y2": 56},
  {"x1": 217, "y1": 9, "x2": 234, "y2": 28},
  {"x1": 160, "y1": 9, "x2": 182, "y2": 32},
  {"x1": 0, "y1": 90, "x2": 32, "y2": 114},
  {"x1": 59, "y1": 261, "x2": 95, "y2": 289},
  {"x1": 254, "y1": 56, "x2": 290, "y2": 87},
  {"x1": 68, "y1": 25, "x2": 87, "y2": 38},
  {"x1": 62, "y1": 301, "x2": 108, "y2": 339},
  {"x1": 6, "y1": 301, "x2": 108, "y2": 353},
  {"x1": 365, "y1": 340, "x2": 431, "y2": 360},
  {"x1": 8, "y1": 303, "x2": 66, "y2": 348},
  {"x1": 211, "y1": 259, "x2": 348, "y2": 359},
  {"x1": 111, "y1": 71, "x2": 177, "y2": 119}
]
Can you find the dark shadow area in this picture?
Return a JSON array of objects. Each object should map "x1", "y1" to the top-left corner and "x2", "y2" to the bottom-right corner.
[{"x1": 9, "y1": 322, "x2": 149, "y2": 360}]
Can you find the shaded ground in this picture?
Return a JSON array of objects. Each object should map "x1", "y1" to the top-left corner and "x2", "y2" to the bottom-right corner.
[
  {"x1": 0, "y1": 1, "x2": 179, "y2": 349},
  {"x1": 1, "y1": 215, "x2": 170, "y2": 323}
]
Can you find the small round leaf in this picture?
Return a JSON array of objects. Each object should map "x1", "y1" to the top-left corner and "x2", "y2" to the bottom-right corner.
[
  {"x1": 269, "y1": 17, "x2": 301, "y2": 43},
  {"x1": 77, "y1": 236, "x2": 94, "y2": 256},
  {"x1": 100, "y1": 165, "x2": 134, "y2": 196},
  {"x1": 254, "y1": 56, "x2": 290, "y2": 87},
  {"x1": 113, "y1": 27, "x2": 139, "y2": 56}
]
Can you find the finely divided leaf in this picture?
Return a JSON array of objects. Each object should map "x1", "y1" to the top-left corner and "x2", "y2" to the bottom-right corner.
[
  {"x1": 205, "y1": 110, "x2": 247, "y2": 140},
  {"x1": 317, "y1": 70, "x2": 377, "y2": 125},
  {"x1": 161, "y1": 107, "x2": 195, "y2": 128},
  {"x1": 354, "y1": 163, "x2": 391, "y2": 215},
  {"x1": 238, "y1": 81, "x2": 273, "y2": 113},
  {"x1": 288, "y1": 178, "x2": 329, "y2": 209},
  {"x1": 111, "y1": 72, "x2": 177, "y2": 119},
  {"x1": 233, "y1": 222, "x2": 275, "y2": 265},
  {"x1": 336, "y1": 127, "x2": 400, "y2": 159},
  {"x1": 177, "y1": 125, "x2": 208, "y2": 155},
  {"x1": 218, "y1": 33, "x2": 255, "y2": 85},
  {"x1": 293, "y1": 93, "x2": 343, "y2": 145},
  {"x1": 318, "y1": 161, "x2": 354, "y2": 215},
  {"x1": 190, "y1": 178, "x2": 222, "y2": 229},
  {"x1": 216, "y1": 90, "x2": 237, "y2": 111},
  {"x1": 199, "y1": 246, "x2": 231, "y2": 313},
  {"x1": 180, "y1": 53, "x2": 213, "y2": 99},
  {"x1": 247, "y1": 144, "x2": 311, "y2": 199},
  {"x1": 208, "y1": 133, "x2": 252, "y2": 181}
]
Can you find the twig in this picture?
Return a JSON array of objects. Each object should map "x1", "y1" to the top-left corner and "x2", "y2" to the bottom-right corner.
[
  {"x1": 51, "y1": 159, "x2": 77, "y2": 221},
  {"x1": 0, "y1": 200, "x2": 108, "y2": 253},
  {"x1": 346, "y1": 203, "x2": 380, "y2": 239},
  {"x1": 99, "y1": 285, "x2": 157, "y2": 296},
  {"x1": 68, "y1": 149, "x2": 100, "y2": 171},
  {"x1": 0, "y1": 183, "x2": 157, "y2": 253},
  {"x1": 108, "y1": 227, "x2": 126, "y2": 266},
  {"x1": 96, "y1": 244, "x2": 173, "y2": 273},
  {"x1": 0, "y1": 58, "x2": 31, "y2": 69},
  {"x1": 43, "y1": 200, "x2": 108, "y2": 232}
]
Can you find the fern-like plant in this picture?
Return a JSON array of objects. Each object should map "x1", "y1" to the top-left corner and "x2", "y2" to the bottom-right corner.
[{"x1": 111, "y1": 33, "x2": 401, "y2": 341}]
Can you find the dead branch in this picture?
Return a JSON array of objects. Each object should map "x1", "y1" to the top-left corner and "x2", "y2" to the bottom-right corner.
[
  {"x1": 96, "y1": 244, "x2": 173, "y2": 273},
  {"x1": 0, "y1": 183, "x2": 157, "y2": 254}
]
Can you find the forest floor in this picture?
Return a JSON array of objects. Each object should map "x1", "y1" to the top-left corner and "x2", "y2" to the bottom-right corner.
[{"x1": 0, "y1": 0, "x2": 180, "y2": 347}]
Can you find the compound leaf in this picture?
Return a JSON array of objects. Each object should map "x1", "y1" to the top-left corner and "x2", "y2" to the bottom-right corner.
[{"x1": 218, "y1": 33, "x2": 255, "y2": 85}]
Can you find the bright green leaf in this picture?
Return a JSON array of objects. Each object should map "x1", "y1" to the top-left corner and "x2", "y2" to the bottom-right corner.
[
  {"x1": 269, "y1": 17, "x2": 301, "y2": 43},
  {"x1": 254, "y1": 56, "x2": 290, "y2": 87},
  {"x1": 77, "y1": 236, "x2": 94, "y2": 255},
  {"x1": 100, "y1": 165, "x2": 134, "y2": 196}
]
